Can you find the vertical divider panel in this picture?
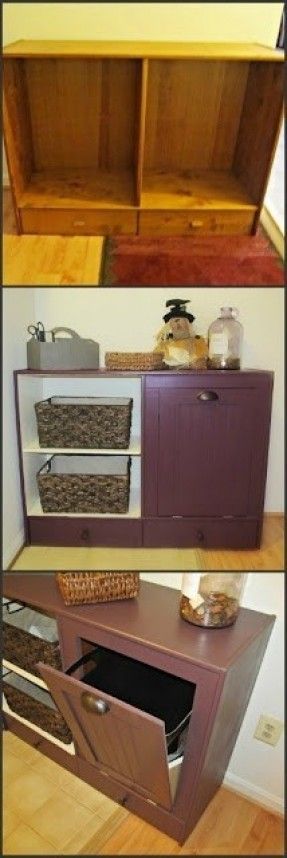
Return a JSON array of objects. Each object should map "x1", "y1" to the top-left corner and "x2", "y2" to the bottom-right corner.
[{"x1": 135, "y1": 59, "x2": 149, "y2": 208}]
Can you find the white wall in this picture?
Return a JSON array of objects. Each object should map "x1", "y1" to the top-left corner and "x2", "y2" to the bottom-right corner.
[
  {"x1": 2, "y1": 289, "x2": 35, "y2": 567},
  {"x1": 3, "y1": 3, "x2": 283, "y2": 45},
  {"x1": 2, "y1": 287, "x2": 284, "y2": 563},
  {"x1": 33, "y1": 287, "x2": 284, "y2": 512},
  {"x1": 140, "y1": 572, "x2": 284, "y2": 812}
]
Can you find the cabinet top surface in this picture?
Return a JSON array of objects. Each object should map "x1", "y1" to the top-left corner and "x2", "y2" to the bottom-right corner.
[
  {"x1": 15, "y1": 369, "x2": 273, "y2": 378},
  {"x1": 3, "y1": 40, "x2": 283, "y2": 61},
  {"x1": 3, "y1": 575, "x2": 275, "y2": 673}
]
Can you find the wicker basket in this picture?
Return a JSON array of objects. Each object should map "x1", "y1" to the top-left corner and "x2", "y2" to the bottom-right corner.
[
  {"x1": 3, "y1": 602, "x2": 62, "y2": 678},
  {"x1": 56, "y1": 572, "x2": 140, "y2": 605},
  {"x1": 105, "y1": 352, "x2": 165, "y2": 371},
  {"x1": 35, "y1": 397, "x2": 133, "y2": 449},
  {"x1": 3, "y1": 673, "x2": 72, "y2": 744},
  {"x1": 37, "y1": 455, "x2": 131, "y2": 514}
]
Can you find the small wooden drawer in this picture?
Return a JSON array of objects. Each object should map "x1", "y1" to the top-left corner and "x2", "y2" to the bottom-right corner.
[
  {"x1": 28, "y1": 516, "x2": 142, "y2": 547},
  {"x1": 143, "y1": 517, "x2": 259, "y2": 549},
  {"x1": 139, "y1": 209, "x2": 255, "y2": 236},
  {"x1": 20, "y1": 208, "x2": 137, "y2": 236}
]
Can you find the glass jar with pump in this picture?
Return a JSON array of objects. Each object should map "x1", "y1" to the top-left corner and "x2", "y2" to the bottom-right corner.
[
  {"x1": 180, "y1": 573, "x2": 247, "y2": 628},
  {"x1": 208, "y1": 307, "x2": 243, "y2": 369}
]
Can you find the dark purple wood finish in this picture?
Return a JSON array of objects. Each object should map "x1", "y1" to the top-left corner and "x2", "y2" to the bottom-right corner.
[
  {"x1": 13, "y1": 371, "x2": 29, "y2": 542},
  {"x1": 4, "y1": 578, "x2": 274, "y2": 673},
  {"x1": 3, "y1": 577, "x2": 275, "y2": 845},
  {"x1": 181, "y1": 622, "x2": 274, "y2": 840},
  {"x1": 39, "y1": 661, "x2": 173, "y2": 809},
  {"x1": 156, "y1": 388, "x2": 258, "y2": 517},
  {"x1": 143, "y1": 371, "x2": 273, "y2": 547},
  {"x1": 15, "y1": 369, "x2": 273, "y2": 551},
  {"x1": 143, "y1": 517, "x2": 259, "y2": 548},
  {"x1": 77, "y1": 756, "x2": 184, "y2": 841},
  {"x1": 3, "y1": 713, "x2": 78, "y2": 774},
  {"x1": 28, "y1": 517, "x2": 142, "y2": 546}
]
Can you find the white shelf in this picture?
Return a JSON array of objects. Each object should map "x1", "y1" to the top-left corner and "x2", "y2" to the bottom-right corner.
[
  {"x1": 28, "y1": 487, "x2": 141, "y2": 519},
  {"x1": 2, "y1": 696, "x2": 76, "y2": 755},
  {"x1": 3, "y1": 659, "x2": 48, "y2": 690},
  {"x1": 23, "y1": 437, "x2": 141, "y2": 455}
]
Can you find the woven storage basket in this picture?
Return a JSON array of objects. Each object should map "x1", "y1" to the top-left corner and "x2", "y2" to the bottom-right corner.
[
  {"x1": 3, "y1": 603, "x2": 62, "y2": 678},
  {"x1": 3, "y1": 624, "x2": 62, "y2": 678},
  {"x1": 3, "y1": 675, "x2": 73, "y2": 744},
  {"x1": 57, "y1": 572, "x2": 140, "y2": 605},
  {"x1": 37, "y1": 455, "x2": 131, "y2": 514},
  {"x1": 105, "y1": 352, "x2": 165, "y2": 371},
  {"x1": 35, "y1": 396, "x2": 132, "y2": 449}
]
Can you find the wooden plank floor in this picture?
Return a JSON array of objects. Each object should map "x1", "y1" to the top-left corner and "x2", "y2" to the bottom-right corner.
[
  {"x1": 3, "y1": 190, "x2": 103, "y2": 285},
  {"x1": 3, "y1": 731, "x2": 284, "y2": 855},
  {"x1": 9, "y1": 515, "x2": 284, "y2": 571}
]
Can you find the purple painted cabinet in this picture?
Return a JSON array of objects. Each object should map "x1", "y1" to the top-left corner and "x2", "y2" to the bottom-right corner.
[
  {"x1": 3, "y1": 575, "x2": 276, "y2": 845},
  {"x1": 143, "y1": 371, "x2": 273, "y2": 547},
  {"x1": 14, "y1": 369, "x2": 273, "y2": 550}
]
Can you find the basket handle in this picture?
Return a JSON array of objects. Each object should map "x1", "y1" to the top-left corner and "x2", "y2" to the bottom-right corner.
[
  {"x1": 51, "y1": 327, "x2": 81, "y2": 340},
  {"x1": 65, "y1": 650, "x2": 99, "y2": 676},
  {"x1": 51, "y1": 327, "x2": 97, "y2": 347}
]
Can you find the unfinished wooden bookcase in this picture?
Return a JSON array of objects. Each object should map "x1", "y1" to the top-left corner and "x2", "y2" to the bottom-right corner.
[{"x1": 3, "y1": 41, "x2": 283, "y2": 236}]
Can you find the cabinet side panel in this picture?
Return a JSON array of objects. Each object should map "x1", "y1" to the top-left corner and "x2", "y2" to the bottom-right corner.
[
  {"x1": 182, "y1": 621, "x2": 274, "y2": 842},
  {"x1": 233, "y1": 62, "x2": 283, "y2": 207},
  {"x1": 3, "y1": 59, "x2": 34, "y2": 199}
]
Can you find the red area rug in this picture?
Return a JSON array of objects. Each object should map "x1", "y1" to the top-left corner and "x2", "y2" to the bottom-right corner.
[{"x1": 101, "y1": 233, "x2": 284, "y2": 286}]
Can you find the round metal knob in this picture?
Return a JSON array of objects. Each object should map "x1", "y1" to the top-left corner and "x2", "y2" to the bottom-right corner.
[
  {"x1": 81, "y1": 693, "x2": 110, "y2": 715},
  {"x1": 196, "y1": 530, "x2": 204, "y2": 543}
]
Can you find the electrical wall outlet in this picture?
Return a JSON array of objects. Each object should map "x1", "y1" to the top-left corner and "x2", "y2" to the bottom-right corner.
[{"x1": 254, "y1": 715, "x2": 284, "y2": 746}]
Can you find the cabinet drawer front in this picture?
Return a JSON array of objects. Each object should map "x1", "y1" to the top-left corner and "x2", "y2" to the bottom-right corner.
[
  {"x1": 143, "y1": 518, "x2": 259, "y2": 548},
  {"x1": 139, "y1": 209, "x2": 255, "y2": 236},
  {"x1": 4, "y1": 713, "x2": 78, "y2": 775},
  {"x1": 39, "y1": 662, "x2": 172, "y2": 810},
  {"x1": 21, "y1": 208, "x2": 137, "y2": 235},
  {"x1": 28, "y1": 517, "x2": 142, "y2": 547}
]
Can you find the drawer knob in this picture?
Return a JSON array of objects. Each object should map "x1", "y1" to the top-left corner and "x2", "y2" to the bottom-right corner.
[
  {"x1": 81, "y1": 528, "x2": 90, "y2": 542},
  {"x1": 197, "y1": 390, "x2": 218, "y2": 402},
  {"x1": 73, "y1": 220, "x2": 86, "y2": 227},
  {"x1": 81, "y1": 693, "x2": 110, "y2": 715},
  {"x1": 190, "y1": 220, "x2": 203, "y2": 228},
  {"x1": 196, "y1": 530, "x2": 204, "y2": 543}
]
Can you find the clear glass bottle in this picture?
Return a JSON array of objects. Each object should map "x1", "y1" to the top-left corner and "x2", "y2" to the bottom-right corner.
[
  {"x1": 207, "y1": 307, "x2": 243, "y2": 370},
  {"x1": 180, "y1": 573, "x2": 247, "y2": 628}
]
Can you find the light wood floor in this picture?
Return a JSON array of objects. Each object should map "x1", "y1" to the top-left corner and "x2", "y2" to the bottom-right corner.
[
  {"x1": 9, "y1": 515, "x2": 284, "y2": 571},
  {"x1": 3, "y1": 190, "x2": 103, "y2": 285},
  {"x1": 3, "y1": 731, "x2": 284, "y2": 855}
]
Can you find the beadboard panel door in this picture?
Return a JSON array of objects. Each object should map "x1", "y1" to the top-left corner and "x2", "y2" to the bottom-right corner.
[{"x1": 39, "y1": 661, "x2": 173, "y2": 810}]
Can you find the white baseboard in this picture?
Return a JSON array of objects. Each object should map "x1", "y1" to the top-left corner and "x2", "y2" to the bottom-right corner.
[
  {"x1": 3, "y1": 528, "x2": 25, "y2": 570},
  {"x1": 223, "y1": 770, "x2": 284, "y2": 816},
  {"x1": 260, "y1": 206, "x2": 284, "y2": 259}
]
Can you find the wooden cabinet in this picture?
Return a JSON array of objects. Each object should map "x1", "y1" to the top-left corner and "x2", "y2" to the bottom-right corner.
[
  {"x1": 3, "y1": 574, "x2": 276, "y2": 844},
  {"x1": 4, "y1": 41, "x2": 283, "y2": 236},
  {"x1": 15, "y1": 369, "x2": 273, "y2": 550}
]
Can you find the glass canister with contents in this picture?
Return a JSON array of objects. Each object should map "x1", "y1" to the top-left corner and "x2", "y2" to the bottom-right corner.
[
  {"x1": 180, "y1": 573, "x2": 247, "y2": 628},
  {"x1": 207, "y1": 307, "x2": 243, "y2": 369}
]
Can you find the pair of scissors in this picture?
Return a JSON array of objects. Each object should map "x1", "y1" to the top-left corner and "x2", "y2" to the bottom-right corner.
[{"x1": 27, "y1": 322, "x2": 46, "y2": 342}]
